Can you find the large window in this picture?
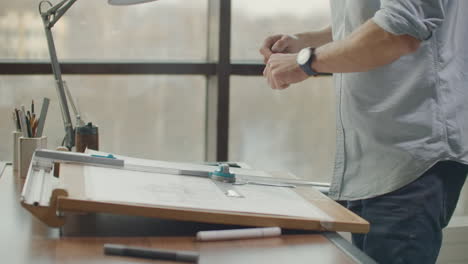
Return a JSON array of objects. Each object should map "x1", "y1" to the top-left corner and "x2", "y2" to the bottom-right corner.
[
  {"x1": 232, "y1": 0, "x2": 331, "y2": 61},
  {"x1": 230, "y1": 0, "x2": 333, "y2": 180},
  {"x1": 229, "y1": 77, "x2": 335, "y2": 182},
  {"x1": 1, "y1": 0, "x2": 335, "y2": 182},
  {"x1": 0, "y1": 0, "x2": 208, "y2": 60},
  {"x1": 0, "y1": 75, "x2": 206, "y2": 161}
]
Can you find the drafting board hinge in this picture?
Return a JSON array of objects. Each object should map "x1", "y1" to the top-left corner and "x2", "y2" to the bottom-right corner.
[
  {"x1": 32, "y1": 157, "x2": 54, "y2": 172},
  {"x1": 21, "y1": 188, "x2": 68, "y2": 227},
  {"x1": 20, "y1": 151, "x2": 69, "y2": 227}
]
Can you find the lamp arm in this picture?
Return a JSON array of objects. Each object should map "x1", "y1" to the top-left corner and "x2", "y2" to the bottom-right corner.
[
  {"x1": 41, "y1": 0, "x2": 78, "y2": 29},
  {"x1": 39, "y1": 0, "x2": 77, "y2": 150}
]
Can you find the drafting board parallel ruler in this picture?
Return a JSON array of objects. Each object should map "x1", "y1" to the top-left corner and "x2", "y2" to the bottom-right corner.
[
  {"x1": 31, "y1": 150, "x2": 248, "y2": 199},
  {"x1": 31, "y1": 149, "x2": 328, "y2": 199},
  {"x1": 33, "y1": 149, "x2": 327, "y2": 186}
]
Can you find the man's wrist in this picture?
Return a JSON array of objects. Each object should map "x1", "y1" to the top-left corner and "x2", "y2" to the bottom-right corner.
[
  {"x1": 310, "y1": 46, "x2": 321, "y2": 73},
  {"x1": 310, "y1": 46, "x2": 331, "y2": 75}
]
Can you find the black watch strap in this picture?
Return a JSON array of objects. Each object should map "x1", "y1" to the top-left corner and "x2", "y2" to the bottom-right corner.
[
  {"x1": 299, "y1": 48, "x2": 331, "y2": 76},
  {"x1": 298, "y1": 48, "x2": 316, "y2": 76}
]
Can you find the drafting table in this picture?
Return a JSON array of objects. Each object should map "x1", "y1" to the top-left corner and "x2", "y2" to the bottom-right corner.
[
  {"x1": 20, "y1": 150, "x2": 369, "y2": 233},
  {"x1": 1, "y1": 163, "x2": 376, "y2": 264}
]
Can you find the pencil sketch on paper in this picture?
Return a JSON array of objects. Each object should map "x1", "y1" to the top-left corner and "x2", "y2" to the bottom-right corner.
[{"x1": 84, "y1": 165, "x2": 330, "y2": 220}]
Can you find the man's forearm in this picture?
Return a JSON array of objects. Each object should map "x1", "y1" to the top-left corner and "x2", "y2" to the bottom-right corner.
[
  {"x1": 296, "y1": 26, "x2": 333, "y2": 48},
  {"x1": 313, "y1": 20, "x2": 421, "y2": 73}
]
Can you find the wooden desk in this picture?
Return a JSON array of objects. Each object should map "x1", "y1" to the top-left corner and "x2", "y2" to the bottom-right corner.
[{"x1": 0, "y1": 165, "x2": 376, "y2": 264}]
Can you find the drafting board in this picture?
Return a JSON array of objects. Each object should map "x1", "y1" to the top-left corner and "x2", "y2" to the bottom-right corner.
[{"x1": 20, "y1": 151, "x2": 369, "y2": 233}]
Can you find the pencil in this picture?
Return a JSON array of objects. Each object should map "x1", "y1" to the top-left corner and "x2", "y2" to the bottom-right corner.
[
  {"x1": 26, "y1": 116, "x2": 32, "y2": 138},
  {"x1": 18, "y1": 110, "x2": 29, "y2": 138},
  {"x1": 15, "y1": 109, "x2": 21, "y2": 131},
  {"x1": 31, "y1": 114, "x2": 36, "y2": 129},
  {"x1": 32, "y1": 118, "x2": 38, "y2": 137},
  {"x1": 21, "y1": 105, "x2": 26, "y2": 118},
  {"x1": 12, "y1": 112, "x2": 18, "y2": 131}
]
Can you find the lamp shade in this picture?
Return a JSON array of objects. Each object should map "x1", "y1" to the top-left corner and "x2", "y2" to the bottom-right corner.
[{"x1": 108, "y1": 0, "x2": 158, "y2": 5}]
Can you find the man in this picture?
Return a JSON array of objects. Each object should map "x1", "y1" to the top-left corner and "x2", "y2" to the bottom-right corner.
[{"x1": 260, "y1": 1, "x2": 468, "y2": 263}]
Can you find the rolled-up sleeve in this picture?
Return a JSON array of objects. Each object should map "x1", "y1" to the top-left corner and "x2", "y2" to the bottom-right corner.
[{"x1": 372, "y1": 0, "x2": 447, "y2": 40}]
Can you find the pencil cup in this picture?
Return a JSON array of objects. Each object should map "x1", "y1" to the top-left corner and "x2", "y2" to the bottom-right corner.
[
  {"x1": 18, "y1": 136, "x2": 47, "y2": 180},
  {"x1": 12, "y1": 131, "x2": 22, "y2": 172}
]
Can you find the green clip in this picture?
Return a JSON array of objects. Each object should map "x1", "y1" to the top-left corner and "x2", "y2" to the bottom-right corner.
[{"x1": 91, "y1": 154, "x2": 116, "y2": 159}]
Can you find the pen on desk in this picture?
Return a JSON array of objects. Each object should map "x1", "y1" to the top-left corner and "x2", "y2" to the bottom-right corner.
[
  {"x1": 36, "y1": 98, "x2": 50, "y2": 138},
  {"x1": 196, "y1": 227, "x2": 282, "y2": 241},
  {"x1": 104, "y1": 244, "x2": 199, "y2": 263}
]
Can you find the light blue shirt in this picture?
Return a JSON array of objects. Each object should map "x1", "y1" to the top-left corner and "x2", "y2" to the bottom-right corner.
[{"x1": 328, "y1": 0, "x2": 468, "y2": 200}]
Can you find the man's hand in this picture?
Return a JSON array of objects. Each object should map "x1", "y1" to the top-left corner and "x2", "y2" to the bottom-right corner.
[
  {"x1": 263, "y1": 53, "x2": 308, "y2": 90},
  {"x1": 259, "y1": 34, "x2": 304, "y2": 63}
]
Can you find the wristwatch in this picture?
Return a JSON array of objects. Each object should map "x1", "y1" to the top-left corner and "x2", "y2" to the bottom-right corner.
[{"x1": 296, "y1": 47, "x2": 320, "y2": 76}]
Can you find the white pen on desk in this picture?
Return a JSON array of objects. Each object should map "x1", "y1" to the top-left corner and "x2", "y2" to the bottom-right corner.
[{"x1": 196, "y1": 227, "x2": 282, "y2": 241}]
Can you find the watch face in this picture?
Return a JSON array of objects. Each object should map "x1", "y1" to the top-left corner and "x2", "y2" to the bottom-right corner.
[{"x1": 297, "y1": 48, "x2": 311, "y2": 65}]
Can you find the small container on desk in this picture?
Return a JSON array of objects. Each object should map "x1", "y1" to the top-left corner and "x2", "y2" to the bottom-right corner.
[
  {"x1": 12, "y1": 131, "x2": 22, "y2": 173},
  {"x1": 75, "y1": 122, "x2": 99, "y2": 153},
  {"x1": 18, "y1": 136, "x2": 47, "y2": 179}
]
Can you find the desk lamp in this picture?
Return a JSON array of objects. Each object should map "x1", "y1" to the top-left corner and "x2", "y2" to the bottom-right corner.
[{"x1": 39, "y1": 0, "x2": 158, "y2": 149}]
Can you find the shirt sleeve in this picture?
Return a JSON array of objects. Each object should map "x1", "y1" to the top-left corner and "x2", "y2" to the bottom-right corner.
[{"x1": 372, "y1": 0, "x2": 447, "y2": 40}]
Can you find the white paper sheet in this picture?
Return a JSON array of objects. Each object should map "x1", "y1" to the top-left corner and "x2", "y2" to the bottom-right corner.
[{"x1": 84, "y1": 165, "x2": 330, "y2": 220}]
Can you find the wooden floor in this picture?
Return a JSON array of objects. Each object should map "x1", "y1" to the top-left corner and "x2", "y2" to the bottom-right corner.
[{"x1": 0, "y1": 165, "x2": 364, "y2": 264}]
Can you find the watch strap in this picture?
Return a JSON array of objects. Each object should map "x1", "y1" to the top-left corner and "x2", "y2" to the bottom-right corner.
[
  {"x1": 299, "y1": 48, "x2": 331, "y2": 76},
  {"x1": 301, "y1": 48, "x2": 318, "y2": 76}
]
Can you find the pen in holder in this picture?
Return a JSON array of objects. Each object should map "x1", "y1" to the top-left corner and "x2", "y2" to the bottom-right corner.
[
  {"x1": 18, "y1": 136, "x2": 47, "y2": 179},
  {"x1": 12, "y1": 131, "x2": 22, "y2": 173},
  {"x1": 75, "y1": 122, "x2": 99, "y2": 153}
]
